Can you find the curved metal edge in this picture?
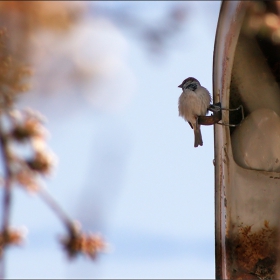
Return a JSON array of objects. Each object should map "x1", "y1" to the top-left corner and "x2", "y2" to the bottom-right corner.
[{"x1": 212, "y1": 1, "x2": 248, "y2": 278}]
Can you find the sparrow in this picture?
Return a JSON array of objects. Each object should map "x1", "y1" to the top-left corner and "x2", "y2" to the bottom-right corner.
[{"x1": 178, "y1": 77, "x2": 211, "y2": 147}]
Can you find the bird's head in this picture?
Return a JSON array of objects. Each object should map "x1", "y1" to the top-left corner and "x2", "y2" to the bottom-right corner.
[{"x1": 178, "y1": 77, "x2": 200, "y2": 90}]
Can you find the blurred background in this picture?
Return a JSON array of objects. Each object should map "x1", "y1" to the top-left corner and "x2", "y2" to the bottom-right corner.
[{"x1": 0, "y1": 1, "x2": 221, "y2": 278}]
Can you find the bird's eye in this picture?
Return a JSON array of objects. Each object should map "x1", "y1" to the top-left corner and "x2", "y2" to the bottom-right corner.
[{"x1": 186, "y1": 83, "x2": 197, "y2": 91}]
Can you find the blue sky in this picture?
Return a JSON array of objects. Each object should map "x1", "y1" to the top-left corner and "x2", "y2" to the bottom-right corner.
[{"x1": 7, "y1": 1, "x2": 221, "y2": 278}]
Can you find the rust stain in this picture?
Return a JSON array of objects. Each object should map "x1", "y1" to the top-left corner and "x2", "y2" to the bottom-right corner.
[
  {"x1": 221, "y1": 9, "x2": 236, "y2": 100},
  {"x1": 226, "y1": 221, "x2": 277, "y2": 279},
  {"x1": 269, "y1": 176, "x2": 280, "y2": 179}
]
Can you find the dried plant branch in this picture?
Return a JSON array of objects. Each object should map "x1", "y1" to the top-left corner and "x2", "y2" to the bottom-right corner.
[
  {"x1": 0, "y1": 4, "x2": 110, "y2": 277},
  {"x1": 37, "y1": 186, "x2": 107, "y2": 260},
  {"x1": 0, "y1": 113, "x2": 13, "y2": 279},
  {"x1": 37, "y1": 186, "x2": 75, "y2": 233}
]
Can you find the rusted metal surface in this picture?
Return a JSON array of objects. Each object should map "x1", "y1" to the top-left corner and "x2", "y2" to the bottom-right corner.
[
  {"x1": 213, "y1": 2, "x2": 247, "y2": 278},
  {"x1": 213, "y1": 1, "x2": 280, "y2": 279}
]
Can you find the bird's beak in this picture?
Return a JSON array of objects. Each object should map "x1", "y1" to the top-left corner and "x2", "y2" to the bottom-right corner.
[{"x1": 178, "y1": 84, "x2": 183, "y2": 88}]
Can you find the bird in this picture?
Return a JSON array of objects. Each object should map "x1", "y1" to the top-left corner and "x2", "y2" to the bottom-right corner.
[{"x1": 178, "y1": 77, "x2": 211, "y2": 147}]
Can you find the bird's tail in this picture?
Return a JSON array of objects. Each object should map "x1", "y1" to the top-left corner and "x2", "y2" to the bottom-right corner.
[{"x1": 194, "y1": 125, "x2": 203, "y2": 147}]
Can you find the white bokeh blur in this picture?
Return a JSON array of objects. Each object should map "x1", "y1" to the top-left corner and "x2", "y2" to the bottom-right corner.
[{"x1": 6, "y1": 1, "x2": 221, "y2": 278}]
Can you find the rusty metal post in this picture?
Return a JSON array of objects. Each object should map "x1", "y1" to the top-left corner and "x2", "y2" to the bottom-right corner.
[{"x1": 213, "y1": 1, "x2": 280, "y2": 278}]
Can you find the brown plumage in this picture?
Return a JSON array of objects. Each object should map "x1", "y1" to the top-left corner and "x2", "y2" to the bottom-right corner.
[{"x1": 178, "y1": 77, "x2": 211, "y2": 147}]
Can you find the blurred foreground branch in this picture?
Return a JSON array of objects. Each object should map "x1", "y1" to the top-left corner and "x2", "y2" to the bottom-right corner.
[{"x1": 0, "y1": 2, "x2": 108, "y2": 278}]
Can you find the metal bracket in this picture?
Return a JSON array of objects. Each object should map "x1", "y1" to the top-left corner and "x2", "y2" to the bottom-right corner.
[{"x1": 198, "y1": 102, "x2": 244, "y2": 127}]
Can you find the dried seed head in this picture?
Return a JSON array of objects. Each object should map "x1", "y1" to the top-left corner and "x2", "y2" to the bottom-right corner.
[
  {"x1": 61, "y1": 231, "x2": 107, "y2": 260},
  {"x1": 26, "y1": 151, "x2": 54, "y2": 175},
  {"x1": 11, "y1": 119, "x2": 46, "y2": 141},
  {"x1": 0, "y1": 228, "x2": 26, "y2": 256},
  {"x1": 15, "y1": 169, "x2": 39, "y2": 192}
]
